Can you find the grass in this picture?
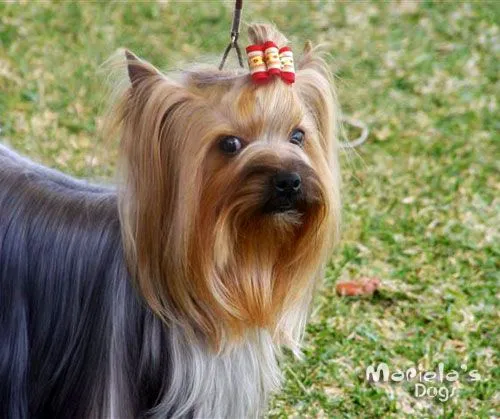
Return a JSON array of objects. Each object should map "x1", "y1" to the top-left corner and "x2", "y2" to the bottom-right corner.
[{"x1": 1, "y1": 1, "x2": 498, "y2": 417}]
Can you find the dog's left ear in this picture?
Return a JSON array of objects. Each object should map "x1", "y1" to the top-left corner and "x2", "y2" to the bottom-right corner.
[
  {"x1": 297, "y1": 41, "x2": 330, "y2": 78},
  {"x1": 295, "y1": 43, "x2": 339, "y2": 156},
  {"x1": 125, "y1": 50, "x2": 161, "y2": 87}
]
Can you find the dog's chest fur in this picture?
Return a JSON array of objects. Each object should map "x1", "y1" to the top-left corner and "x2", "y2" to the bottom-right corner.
[{"x1": 0, "y1": 145, "x2": 279, "y2": 418}]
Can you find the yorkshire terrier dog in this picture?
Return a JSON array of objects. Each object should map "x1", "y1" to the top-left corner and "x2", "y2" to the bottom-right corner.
[{"x1": 0, "y1": 24, "x2": 341, "y2": 418}]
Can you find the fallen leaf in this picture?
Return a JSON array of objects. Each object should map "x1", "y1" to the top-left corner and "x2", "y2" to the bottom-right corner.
[{"x1": 336, "y1": 277, "x2": 381, "y2": 297}]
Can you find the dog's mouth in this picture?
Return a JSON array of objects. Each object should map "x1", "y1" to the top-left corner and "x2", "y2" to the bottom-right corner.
[{"x1": 263, "y1": 195, "x2": 307, "y2": 215}]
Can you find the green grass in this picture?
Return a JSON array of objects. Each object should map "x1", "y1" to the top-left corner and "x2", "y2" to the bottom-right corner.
[{"x1": 1, "y1": 1, "x2": 498, "y2": 417}]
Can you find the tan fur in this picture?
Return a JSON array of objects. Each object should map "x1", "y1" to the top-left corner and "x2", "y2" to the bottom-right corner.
[{"x1": 107, "y1": 24, "x2": 341, "y2": 352}]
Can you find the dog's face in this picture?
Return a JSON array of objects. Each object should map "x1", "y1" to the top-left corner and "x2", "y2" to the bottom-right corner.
[
  {"x1": 196, "y1": 77, "x2": 329, "y2": 224},
  {"x1": 115, "y1": 25, "x2": 341, "y2": 349}
]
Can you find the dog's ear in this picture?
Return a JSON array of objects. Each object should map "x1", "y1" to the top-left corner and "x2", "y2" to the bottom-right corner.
[
  {"x1": 295, "y1": 43, "x2": 339, "y2": 157},
  {"x1": 125, "y1": 49, "x2": 160, "y2": 86},
  {"x1": 303, "y1": 40, "x2": 313, "y2": 55},
  {"x1": 297, "y1": 42, "x2": 329, "y2": 77}
]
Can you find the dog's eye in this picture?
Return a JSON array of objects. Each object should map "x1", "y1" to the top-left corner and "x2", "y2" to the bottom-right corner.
[
  {"x1": 219, "y1": 136, "x2": 243, "y2": 155},
  {"x1": 289, "y1": 129, "x2": 305, "y2": 146}
]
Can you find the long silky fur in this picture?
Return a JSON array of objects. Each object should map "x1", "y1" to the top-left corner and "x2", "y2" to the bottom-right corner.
[
  {"x1": 0, "y1": 144, "x2": 279, "y2": 419},
  {"x1": 0, "y1": 23, "x2": 341, "y2": 418}
]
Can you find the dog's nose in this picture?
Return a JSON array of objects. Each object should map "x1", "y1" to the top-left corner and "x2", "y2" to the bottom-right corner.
[
  {"x1": 264, "y1": 171, "x2": 303, "y2": 213},
  {"x1": 273, "y1": 171, "x2": 301, "y2": 195}
]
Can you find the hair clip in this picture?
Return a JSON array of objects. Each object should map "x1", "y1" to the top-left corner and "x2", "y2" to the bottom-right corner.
[
  {"x1": 263, "y1": 41, "x2": 281, "y2": 77},
  {"x1": 246, "y1": 42, "x2": 295, "y2": 85},
  {"x1": 246, "y1": 44, "x2": 269, "y2": 83},
  {"x1": 279, "y1": 47, "x2": 295, "y2": 84}
]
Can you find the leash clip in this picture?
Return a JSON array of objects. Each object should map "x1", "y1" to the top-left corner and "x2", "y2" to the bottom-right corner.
[{"x1": 219, "y1": 0, "x2": 244, "y2": 70}]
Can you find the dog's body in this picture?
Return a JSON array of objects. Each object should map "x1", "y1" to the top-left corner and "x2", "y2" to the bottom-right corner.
[
  {"x1": 0, "y1": 24, "x2": 341, "y2": 418},
  {"x1": 0, "y1": 144, "x2": 279, "y2": 418}
]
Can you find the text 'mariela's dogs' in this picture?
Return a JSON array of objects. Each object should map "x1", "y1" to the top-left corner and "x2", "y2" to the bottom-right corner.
[{"x1": 0, "y1": 23, "x2": 341, "y2": 418}]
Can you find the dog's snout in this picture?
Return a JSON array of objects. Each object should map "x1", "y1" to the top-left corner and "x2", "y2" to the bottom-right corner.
[
  {"x1": 264, "y1": 171, "x2": 303, "y2": 213},
  {"x1": 273, "y1": 171, "x2": 301, "y2": 195}
]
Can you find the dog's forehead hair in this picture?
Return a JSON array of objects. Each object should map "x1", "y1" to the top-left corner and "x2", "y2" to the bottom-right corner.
[
  {"x1": 230, "y1": 81, "x2": 303, "y2": 141},
  {"x1": 188, "y1": 76, "x2": 304, "y2": 142}
]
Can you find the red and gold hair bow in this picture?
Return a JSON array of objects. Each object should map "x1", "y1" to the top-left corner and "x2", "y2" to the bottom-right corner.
[{"x1": 246, "y1": 41, "x2": 295, "y2": 84}]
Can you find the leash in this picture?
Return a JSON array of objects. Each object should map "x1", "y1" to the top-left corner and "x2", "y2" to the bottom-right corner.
[
  {"x1": 340, "y1": 117, "x2": 369, "y2": 149},
  {"x1": 219, "y1": 0, "x2": 369, "y2": 148},
  {"x1": 219, "y1": 0, "x2": 244, "y2": 70}
]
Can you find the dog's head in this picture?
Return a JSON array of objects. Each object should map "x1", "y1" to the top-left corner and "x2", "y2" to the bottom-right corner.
[{"x1": 112, "y1": 24, "x2": 341, "y2": 350}]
